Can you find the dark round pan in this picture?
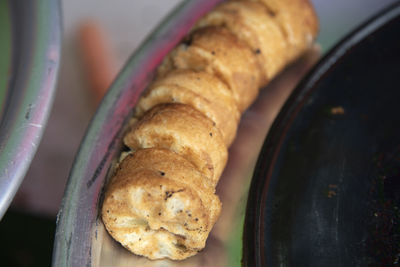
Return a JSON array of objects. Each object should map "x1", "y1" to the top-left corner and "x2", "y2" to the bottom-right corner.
[{"x1": 243, "y1": 2, "x2": 400, "y2": 266}]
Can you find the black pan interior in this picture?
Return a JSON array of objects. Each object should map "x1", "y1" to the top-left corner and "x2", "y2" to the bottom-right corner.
[{"x1": 244, "y1": 3, "x2": 400, "y2": 266}]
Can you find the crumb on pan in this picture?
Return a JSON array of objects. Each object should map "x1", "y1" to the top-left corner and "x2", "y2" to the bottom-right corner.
[{"x1": 330, "y1": 106, "x2": 345, "y2": 115}]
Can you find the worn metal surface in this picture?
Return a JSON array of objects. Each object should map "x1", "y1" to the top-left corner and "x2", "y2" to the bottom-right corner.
[{"x1": 0, "y1": 0, "x2": 61, "y2": 220}]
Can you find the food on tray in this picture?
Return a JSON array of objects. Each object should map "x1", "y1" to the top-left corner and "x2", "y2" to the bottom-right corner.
[
  {"x1": 136, "y1": 69, "x2": 240, "y2": 146},
  {"x1": 102, "y1": 0, "x2": 318, "y2": 260},
  {"x1": 124, "y1": 103, "x2": 228, "y2": 182},
  {"x1": 102, "y1": 148, "x2": 221, "y2": 259},
  {"x1": 157, "y1": 26, "x2": 262, "y2": 112}
]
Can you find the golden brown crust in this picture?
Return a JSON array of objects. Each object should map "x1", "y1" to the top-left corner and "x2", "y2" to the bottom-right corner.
[
  {"x1": 102, "y1": 0, "x2": 319, "y2": 261},
  {"x1": 102, "y1": 170, "x2": 207, "y2": 260},
  {"x1": 124, "y1": 103, "x2": 228, "y2": 183},
  {"x1": 136, "y1": 69, "x2": 240, "y2": 146},
  {"x1": 158, "y1": 26, "x2": 262, "y2": 112},
  {"x1": 240, "y1": 0, "x2": 319, "y2": 60},
  {"x1": 194, "y1": 1, "x2": 288, "y2": 85},
  {"x1": 102, "y1": 150, "x2": 221, "y2": 260},
  {"x1": 116, "y1": 148, "x2": 216, "y2": 194}
]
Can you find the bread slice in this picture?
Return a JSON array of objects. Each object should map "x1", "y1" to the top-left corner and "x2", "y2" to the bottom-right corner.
[
  {"x1": 102, "y1": 149, "x2": 221, "y2": 260},
  {"x1": 136, "y1": 69, "x2": 240, "y2": 145},
  {"x1": 124, "y1": 103, "x2": 227, "y2": 183},
  {"x1": 158, "y1": 26, "x2": 262, "y2": 112},
  {"x1": 194, "y1": 1, "x2": 288, "y2": 85},
  {"x1": 241, "y1": 0, "x2": 319, "y2": 60}
]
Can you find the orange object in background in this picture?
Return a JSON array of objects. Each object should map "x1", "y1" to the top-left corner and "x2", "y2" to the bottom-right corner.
[{"x1": 78, "y1": 20, "x2": 117, "y2": 106}]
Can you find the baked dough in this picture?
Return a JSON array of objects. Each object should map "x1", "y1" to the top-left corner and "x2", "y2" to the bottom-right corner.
[
  {"x1": 136, "y1": 69, "x2": 240, "y2": 146},
  {"x1": 157, "y1": 26, "x2": 262, "y2": 112},
  {"x1": 241, "y1": 0, "x2": 319, "y2": 59},
  {"x1": 102, "y1": 0, "x2": 318, "y2": 260},
  {"x1": 124, "y1": 103, "x2": 227, "y2": 184},
  {"x1": 194, "y1": 1, "x2": 288, "y2": 84},
  {"x1": 102, "y1": 149, "x2": 221, "y2": 260}
]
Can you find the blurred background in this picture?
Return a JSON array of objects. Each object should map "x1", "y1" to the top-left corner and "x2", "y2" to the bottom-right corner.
[{"x1": 0, "y1": 0, "x2": 397, "y2": 266}]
